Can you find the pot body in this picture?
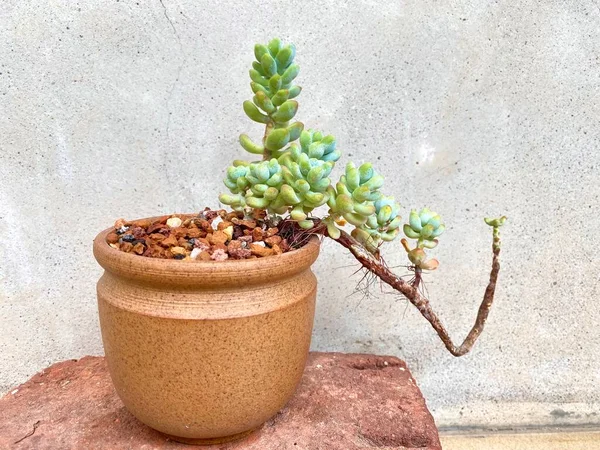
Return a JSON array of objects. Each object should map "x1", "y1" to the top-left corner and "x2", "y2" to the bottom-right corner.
[{"x1": 93, "y1": 223, "x2": 319, "y2": 443}]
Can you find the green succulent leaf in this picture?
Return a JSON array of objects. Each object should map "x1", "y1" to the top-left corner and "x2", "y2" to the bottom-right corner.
[
  {"x1": 269, "y1": 74, "x2": 282, "y2": 92},
  {"x1": 249, "y1": 69, "x2": 269, "y2": 87},
  {"x1": 281, "y1": 64, "x2": 300, "y2": 85},
  {"x1": 243, "y1": 100, "x2": 270, "y2": 123},
  {"x1": 404, "y1": 224, "x2": 420, "y2": 239},
  {"x1": 485, "y1": 216, "x2": 507, "y2": 227},
  {"x1": 268, "y1": 38, "x2": 282, "y2": 56},
  {"x1": 271, "y1": 100, "x2": 298, "y2": 122},
  {"x1": 253, "y1": 91, "x2": 276, "y2": 114},
  {"x1": 326, "y1": 221, "x2": 341, "y2": 239},
  {"x1": 260, "y1": 53, "x2": 277, "y2": 77},
  {"x1": 288, "y1": 85, "x2": 302, "y2": 99},
  {"x1": 276, "y1": 45, "x2": 295, "y2": 71},
  {"x1": 239, "y1": 134, "x2": 264, "y2": 155},
  {"x1": 254, "y1": 44, "x2": 269, "y2": 62},
  {"x1": 272, "y1": 89, "x2": 289, "y2": 106},
  {"x1": 265, "y1": 128, "x2": 290, "y2": 151},
  {"x1": 287, "y1": 122, "x2": 304, "y2": 141}
]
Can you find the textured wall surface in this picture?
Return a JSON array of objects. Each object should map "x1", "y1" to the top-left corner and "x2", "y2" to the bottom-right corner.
[{"x1": 1, "y1": 0, "x2": 599, "y2": 429}]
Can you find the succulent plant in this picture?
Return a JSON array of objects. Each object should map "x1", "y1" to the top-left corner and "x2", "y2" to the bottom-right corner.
[
  {"x1": 220, "y1": 37, "x2": 505, "y2": 274},
  {"x1": 485, "y1": 216, "x2": 507, "y2": 250},
  {"x1": 220, "y1": 39, "x2": 402, "y2": 250},
  {"x1": 399, "y1": 207, "x2": 445, "y2": 270},
  {"x1": 216, "y1": 38, "x2": 507, "y2": 357}
]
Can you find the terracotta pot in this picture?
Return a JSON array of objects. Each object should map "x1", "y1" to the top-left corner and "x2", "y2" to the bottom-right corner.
[{"x1": 93, "y1": 219, "x2": 320, "y2": 445}]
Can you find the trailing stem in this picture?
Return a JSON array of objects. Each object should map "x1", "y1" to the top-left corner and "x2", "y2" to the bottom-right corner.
[{"x1": 307, "y1": 219, "x2": 502, "y2": 357}]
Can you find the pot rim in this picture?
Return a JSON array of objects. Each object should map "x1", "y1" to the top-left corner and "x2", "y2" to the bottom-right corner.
[{"x1": 93, "y1": 214, "x2": 321, "y2": 287}]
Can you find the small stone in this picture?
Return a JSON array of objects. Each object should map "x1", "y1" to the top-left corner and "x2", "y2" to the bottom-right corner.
[
  {"x1": 211, "y1": 243, "x2": 228, "y2": 253},
  {"x1": 265, "y1": 235, "x2": 282, "y2": 247},
  {"x1": 173, "y1": 227, "x2": 189, "y2": 239},
  {"x1": 109, "y1": 243, "x2": 119, "y2": 250},
  {"x1": 153, "y1": 215, "x2": 171, "y2": 224},
  {"x1": 190, "y1": 248, "x2": 202, "y2": 259},
  {"x1": 166, "y1": 217, "x2": 182, "y2": 228},
  {"x1": 222, "y1": 225, "x2": 234, "y2": 241},
  {"x1": 198, "y1": 251, "x2": 211, "y2": 261},
  {"x1": 232, "y1": 225, "x2": 244, "y2": 240},
  {"x1": 252, "y1": 227, "x2": 264, "y2": 242},
  {"x1": 131, "y1": 226, "x2": 146, "y2": 239},
  {"x1": 238, "y1": 235, "x2": 253, "y2": 244},
  {"x1": 106, "y1": 232, "x2": 119, "y2": 244},
  {"x1": 151, "y1": 243, "x2": 167, "y2": 257},
  {"x1": 228, "y1": 240, "x2": 251, "y2": 259},
  {"x1": 194, "y1": 219, "x2": 212, "y2": 231},
  {"x1": 121, "y1": 234, "x2": 135, "y2": 243},
  {"x1": 149, "y1": 233, "x2": 166, "y2": 242},
  {"x1": 146, "y1": 223, "x2": 166, "y2": 234},
  {"x1": 171, "y1": 246, "x2": 186, "y2": 257},
  {"x1": 208, "y1": 230, "x2": 228, "y2": 245},
  {"x1": 132, "y1": 218, "x2": 151, "y2": 229},
  {"x1": 211, "y1": 216, "x2": 223, "y2": 230},
  {"x1": 160, "y1": 234, "x2": 178, "y2": 248},
  {"x1": 250, "y1": 242, "x2": 274, "y2": 257},
  {"x1": 225, "y1": 211, "x2": 241, "y2": 221},
  {"x1": 203, "y1": 209, "x2": 219, "y2": 220},
  {"x1": 114, "y1": 218, "x2": 129, "y2": 229},
  {"x1": 241, "y1": 219, "x2": 257, "y2": 229},
  {"x1": 210, "y1": 248, "x2": 229, "y2": 261},
  {"x1": 186, "y1": 227, "x2": 202, "y2": 238},
  {"x1": 217, "y1": 220, "x2": 233, "y2": 231},
  {"x1": 193, "y1": 238, "x2": 210, "y2": 251},
  {"x1": 177, "y1": 237, "x2": 192, "y2": 249},
  {"x1": 132, "y1": 243, "x2": 145, "y2": 255}
]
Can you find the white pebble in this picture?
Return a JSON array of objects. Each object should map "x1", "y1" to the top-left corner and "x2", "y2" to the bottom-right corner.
[
  {"x1": 190, "y1": 248, "x2": 202, "y2": 259},
  {"x1": 212, "y1": 216, "x2": 223, "y2": 230},
  {"x1": 166, "y1": 217, "x2": 182, "y2": 228},
  {"x1": 253, "y1": 241, "x2": 266, "y2": 247}
]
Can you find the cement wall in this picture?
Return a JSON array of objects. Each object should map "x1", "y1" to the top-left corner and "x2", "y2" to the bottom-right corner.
[{"x1": 1, "y1": 0, "x2": 599, "y2": 428}]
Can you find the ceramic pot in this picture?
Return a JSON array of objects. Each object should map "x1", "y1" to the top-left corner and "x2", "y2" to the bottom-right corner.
[{"x1": 93, "y1": 220, "x2": 319, "y2": 445}]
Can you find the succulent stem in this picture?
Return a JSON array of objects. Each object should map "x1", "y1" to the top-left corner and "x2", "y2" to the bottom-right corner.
[{"x1": 307, "y1": 218, "x2": 503, "y2": 357}]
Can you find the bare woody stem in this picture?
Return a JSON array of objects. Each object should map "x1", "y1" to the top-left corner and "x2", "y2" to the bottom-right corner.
[{"x1": 310, "y1": 220, "x2": 501, "y2": 357}]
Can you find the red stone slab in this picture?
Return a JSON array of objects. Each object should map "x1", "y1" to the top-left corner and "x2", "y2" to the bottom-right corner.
[{"x1": 0, "y1": 353, "x2": 441, "y2": 449}]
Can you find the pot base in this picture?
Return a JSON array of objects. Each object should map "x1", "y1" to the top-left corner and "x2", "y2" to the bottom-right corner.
[{"x1": 164, "y1": 426, "x2": 261, "y2": 446}]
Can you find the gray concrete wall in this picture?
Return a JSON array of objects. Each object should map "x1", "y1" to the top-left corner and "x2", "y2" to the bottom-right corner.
[{"x1": 1, "y1": 0, "x2": 599, "y2": 429}]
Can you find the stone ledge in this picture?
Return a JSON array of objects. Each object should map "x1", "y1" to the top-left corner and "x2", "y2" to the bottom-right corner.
[{"x1": 0, "y1": 353, "x2": 440, "y2": 449}]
